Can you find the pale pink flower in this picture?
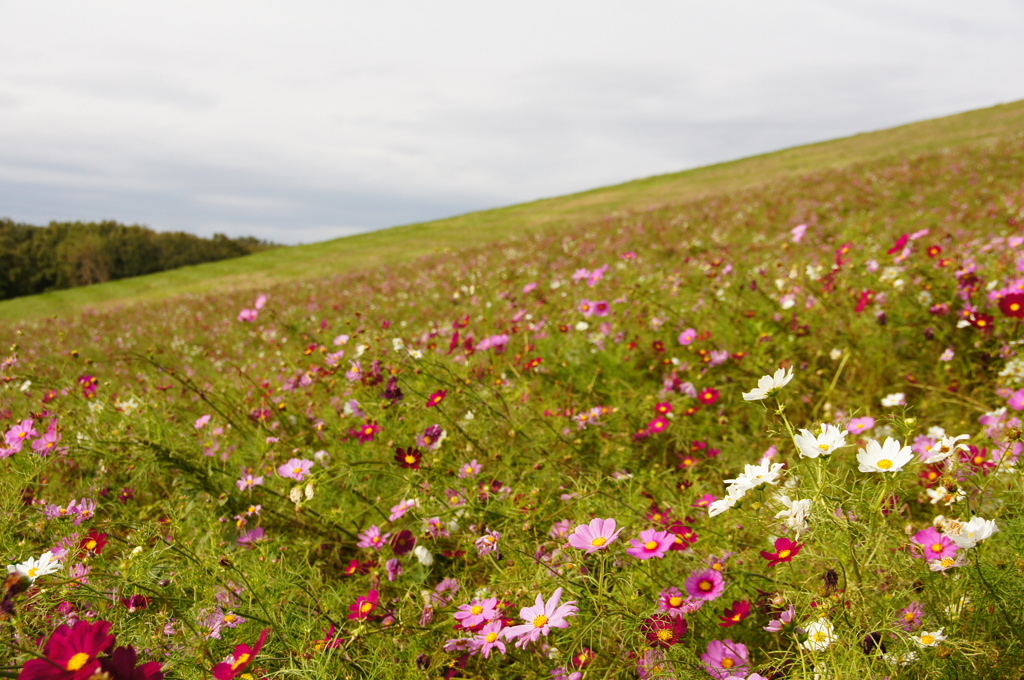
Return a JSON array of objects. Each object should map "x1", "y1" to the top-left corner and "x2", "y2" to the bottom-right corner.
[
  {"x1": 503, "y1": 587, "x2": 578, "y2": 649},
  {"x1": 567, "y1": 518, "x2": 623, "y2": 554}
]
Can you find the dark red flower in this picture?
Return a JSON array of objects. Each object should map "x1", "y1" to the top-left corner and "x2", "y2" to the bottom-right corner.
[
  {"x1": 999, "y1": 293, "x2": 1024, "y2": 319},
  {"x1": 352, "y1": 421, "x2": 381, "y2": 443},
  {"x1": 100, "y1": 647, "x2": 164, "y2": 680},
  {"x1": 641, "y1": 614, "x2": 687, "y2": 647},
  {"x1": 718, "y1": 600, "x2": 751, "y2": 627},
  {"x1": 211, "y1": 628, "x2": 268, "y2": 680},
  {"x1": 968, "y1": 312, "x2": 994, "y2": 330},
  {"x1": 80, "y1": 532, "x2": 108, "y2": 555},
  {"x1": 646, "y1": 416, "x2": 670, "y2": 435},
  {"x1": 926, "y1": 245, "x2": 942, "y2": 258},
  {"x1": 760, "y1": 537, "x2": 804, "y2": 567},
  {"x1": 390, "y1": 530, "x2": 416, "y2": 556},
  {"x1": 665, "y1": 521, "x2": 698, "y2": 551},
  {"x1": 19, "y1": 619, "x2": 115, "y2": 680},
  {"x1": 394, "y1": 447, "x2": 422, "y2": 469}
]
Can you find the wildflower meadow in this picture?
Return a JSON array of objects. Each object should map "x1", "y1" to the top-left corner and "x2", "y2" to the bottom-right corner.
[{"x1": 2, "y1": 132, "x2": 1024, "y2": 679}]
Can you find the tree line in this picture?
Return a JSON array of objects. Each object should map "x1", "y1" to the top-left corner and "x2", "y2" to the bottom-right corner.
[{"x1": 0, "y1": 218, "x2": 276, "y2": 300}]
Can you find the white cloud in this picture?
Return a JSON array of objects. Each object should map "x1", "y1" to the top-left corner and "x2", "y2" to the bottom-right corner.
[{"x1": 1, "y1": 0, "x2": 1022, "y2": 244}]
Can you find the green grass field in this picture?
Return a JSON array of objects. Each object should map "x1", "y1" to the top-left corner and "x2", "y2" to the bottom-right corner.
[
  {"x1": 2, "y1": 99, "x2": 1022, "y2": 325},
  {"x1": 2, "y1": 100, "x2": 1024, "y2": 680}
]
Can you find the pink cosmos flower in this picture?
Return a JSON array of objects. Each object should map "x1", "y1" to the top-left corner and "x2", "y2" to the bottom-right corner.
[
  {"x1": 454, "y1": 598, "x2": 499, "y2": 628},
  {"x1": 4, "y1": 419, "x2": 37, "y2": 451},
  {"x1": 567, "y1": 518, "x2": 623, "y2": 554},
  {"x1": 911, "y1": 527, "x2": 958, "y2": 561},
  {"x1": 388, "y1": 499, "x2": 418, "y2": 521},
  {"x1": 474, "y1": 530, "x2": 501, "y2": 556},
  {"x1": 457, "y1": 459, "x2": 481, "y2": 478},
  {"x1": 236, "y1": 473, "x2": 264, "y2": 492},
  {"x1": 701, "y1": 639, "x2": 749, "y2": 680},
  {"x1": 357, "y1": 526, "x2": 391, "y2": 551},
  {"x1": 677, "y1": 328, "x2": 697, "y2": 345},
  {"x1": 657, "y1": 586, "x2": 703, "y2": 617},
  {"x1": 847, "y1": 416, "x2": 875, "y2": 434},
  {"x1": 503, "y1": 587, "x2": 578, "y2": 649},
  {"x1": 471, "y1": 620, "x2": 506, "y2": 659},
  {"x1": 897, "y1": 601, "x2": 923, "y2": 631},
  {"x1": 277, "y1": 458, "x2": 313, "y2": 481},
  {"x1": 626, "y1": 529, "x2": 674, "y2": 560},
  {"x1": 685, "y1": 568, "x2": 725, "y2": 601}
]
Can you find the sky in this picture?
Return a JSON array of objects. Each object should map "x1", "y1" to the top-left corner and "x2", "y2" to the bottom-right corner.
[{"x1": 2, "y1": 1, "x2": 1022, "y2": 245}]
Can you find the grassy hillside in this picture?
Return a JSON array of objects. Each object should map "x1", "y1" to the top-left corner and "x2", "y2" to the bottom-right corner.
[
  {"x1": 1, "y1": 98, "x2": 1022, "y2": 324},
  {"x1": 2, "y1": 105, "x2": 1024, "y2": 678}
]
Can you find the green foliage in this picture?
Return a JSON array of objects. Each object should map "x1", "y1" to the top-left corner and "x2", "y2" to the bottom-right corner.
[{"x1": 0, "y1": 219, "x2": 276, "y2": 300}]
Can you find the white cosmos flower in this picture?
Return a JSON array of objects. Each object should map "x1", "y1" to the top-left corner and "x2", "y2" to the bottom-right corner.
[
  {"x1": 723, "y1": 462, "x2": 785, "y2": 500},
  {"x1": 857, "y1": 437, "x2": 914, "y2": 473},
  {"x1": 412, "y1": 545, "x2": 434, "y2": 566},
  {"x1": 742, "y1": 367, "x2": 794, "y2": 401},
  {"x1": 774, "y1": 495, "x2": 812, "y2": 534},
  {"x1": 943, "y1": 516, "x2": 997, "y2": 549},
  {"x1": 7, "y1": 551, "x2": 61, "y2": 582},
  {"x1": 913, "y1": 628, "x2": 946, "y2": 647},
  {"x1": 707, "y1": 497, "x2": 736, "y2": 517},
  {"x1": 881, "y1": 392, "x2": 906, "y2": 407},
  {"x1": 800, "y1": 619, "x2": 835, "y2": 651},
  {"x1": 793, "y1": 424, "x2": 847, "y2": 458},
  {"x1": 923, "y1": 434, "x2": 970, "y2": 464}
]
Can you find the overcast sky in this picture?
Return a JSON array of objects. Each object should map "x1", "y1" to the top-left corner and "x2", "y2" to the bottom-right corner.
[{"x1": 2, "y1": 1, "x2": 1022, "y2": 245}]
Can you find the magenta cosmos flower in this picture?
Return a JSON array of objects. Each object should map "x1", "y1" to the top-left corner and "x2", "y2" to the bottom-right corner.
[
  {"x1": 685, "y1": 568, "x2": 725, "y2": 601},
  {"x1": 701, "y1": 639, "x2": 749, "y2": 680},
  {"x1": 626, "y1": 529, "x2": 674, "y2": 560},
  {"x1": 567, "y1": 518, "x2": 623, "y2": 554},
  {"x1": 503, "y1": 587, "x2": 578, "y2": 649},
  {"x1": 911, "y1": 527, "x2": 958, "y2": 561}
]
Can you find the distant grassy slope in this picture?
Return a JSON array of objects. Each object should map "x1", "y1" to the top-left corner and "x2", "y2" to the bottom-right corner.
[{"x1": 2, "y1": 98, "x2": 1022, "y2": 324}]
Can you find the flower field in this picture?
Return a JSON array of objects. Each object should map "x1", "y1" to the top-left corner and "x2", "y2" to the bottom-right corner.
[{"x1": 2, "y1": 132, "x2": 1024, "y2": 679}]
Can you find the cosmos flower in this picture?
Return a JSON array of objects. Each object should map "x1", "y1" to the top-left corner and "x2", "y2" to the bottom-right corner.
[
  {"x1": 625, "y1": 529, "x2": 674, "y2": 560},
  {"x1": 701, "y1": 639, "x2": 749, "y2": 680},
  {"x1": 212, "y1": 628, "x2": 269, "y2": 680},
  {"x1": 7, "y1": 551, "x2": 61, "y2": 583},
  {"x1": 685, "y1": 569, "x2": 725, "y2": 601},
  {"x1": 911, "y1": 527, "x2": 958, "y2": 561},
  {"x1": 641, "y1": 614, "x2": 687, "y2": 647},
  {"x1": 503, "y1": 587, "x2": 578, "y2": 649},
  {"x1": 793, "y1": 424, "x2": 847, "y2": 458},
  {"x1": 348, "y1": 590, "x2": 380, "y2": 620},
  {"x1": 912, "y1": 628, "x2": 947, "y2": 647},
  {"x1": 470, "y1": 620, "x2": 506, "y2": 659},
  {"x1": 857, "y1": 437, "x2": 914, "y2": 473},
  {"x1": 454, "y1": 598, "x2": 499, "y2": 628},
  {"x1": 801, "y1": 619, "x2": 835, "y2": 651},
  {"x1": 19, "y1": 619, "x2": 115, "y2": 680},
  {"x1": 567, "y1": 518, "x2": 623, "y2": 554},
  {"x1": 277, "y1": 458, "x2": 313, "y2": 481},
  {"x1": 760, "y1": 537, "x2": 804, "y2": 567},
  {"x1": 741, "y1": 367, "x2": 794, "y2": 401}
]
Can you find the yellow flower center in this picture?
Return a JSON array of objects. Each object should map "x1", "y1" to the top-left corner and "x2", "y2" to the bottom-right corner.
[
  {"x1": 921, "y1": 634, "x2": 934, "y2": 645},
  {"x1": 1012, "y1": 303, "x2": 1021, "y2": 312},
  {"x1": 85, "y1": 540, "x2": 97, "y2": 550},
  {"x1": 818, "y1": 444, "x2": 830, "y2": 450},
  {"x1": 876, "y1": 459, "x2": 893, "y2": 470},
  {"x1": 813, "y1": 632, "x2": 827, "y2": 642},
  {"x1": 644, "y1": 540, "x2": 659, "y2": 550},
  {"x1": 404, "y1": 455, "x2": 416, "y2": 464},
  {"x1": 669, "y1": 596, "x2": 683, "y2": 607},
  {"x1": 778, "y1": 549, "x2": 791, "y2": 559},
  {"x1": 360, "y1": 602, "x2": 374, "y2": 614},
  {"x1": 232, "y1": 652, "x2": 251, "y2": 670},
  {"x1": 904, "y1": 612, "x2": 916, "y2": 622},
  {"x1": 721, "y1": 658, "x2": 734, "y2": 669},
  {"x1": 65, "y1": 653, "x2": 91, "y2": 671},
  {"x1": 699, "y1": 580, "x2": 712, "y2": 591},
  {"x1": 940, "y1": 557, "x2": 955, "y2": 568},
  {"x1": 591, "y1": 537, "x2": 607, "y2": 547},
  {"x1": 224, "y1": 614, "x2": 237, "y2": 623},
  {"x1": 292, "y1": 466, "x2": 302, "y2": 475},
  {"x1": 485, "y1": 632, "x2": 499, "y2": 643},
  {"x1": 656, "y1": 629, "x2": 673, "y2": 641},
  {"x1": 712, "y1": 562, "x2": 723, "y2": 571},
  {"x1": 931, "y1": 543, "x2": 943, "y2": 553},
  {"x1": 471, "y1": 606, "x2": 484, "y2": 615},
  {"x1": 532, "y1": 615, "x2": 548, "y2": 628},
  {"x1": 27, "y1": 567, "x2": 38, "y2": 578}
]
